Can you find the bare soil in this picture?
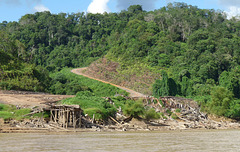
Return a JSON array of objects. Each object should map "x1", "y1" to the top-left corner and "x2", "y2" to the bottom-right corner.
[{"x1": 0, "y1": 90, "x2": 74, "y2": 108}]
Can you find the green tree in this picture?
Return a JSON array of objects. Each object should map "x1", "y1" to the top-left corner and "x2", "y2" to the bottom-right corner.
[
  {"x1": 219, "y1": 70, "x2": 240, "y2": 98},
  {"x1": 153, "y1": 70, "x2": 178, "y2": 97},
  {"x1": 209, "y1": 86, "x2": 233, "y2": 116}
]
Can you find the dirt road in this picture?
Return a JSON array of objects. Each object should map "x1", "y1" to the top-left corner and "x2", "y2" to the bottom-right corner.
[{"x1": 71, "y1": 68, "x2": 147, "y2": 98}]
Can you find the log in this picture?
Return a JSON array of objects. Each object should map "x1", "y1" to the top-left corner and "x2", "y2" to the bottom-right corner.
[
  {"x1": 22, "y1": 110, "x2": 43, "y2": 117},
  {"x1": 109, "y1": 116, "x2": 120, "y2": 125}
]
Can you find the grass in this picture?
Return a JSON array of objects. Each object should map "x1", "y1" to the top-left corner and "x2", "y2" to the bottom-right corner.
[
  {"x1": 50, "y1": 68, "x2": 129, "y2": 96},
  {"x1": 0, "y1": 104, "x2": 32, "y2": 121},
  {"x1": 61, "y1": 91, "x2": 141, "y2": 120},
  {"x1": 61, "y1": 91, "x2": 117, "y2": 120}
]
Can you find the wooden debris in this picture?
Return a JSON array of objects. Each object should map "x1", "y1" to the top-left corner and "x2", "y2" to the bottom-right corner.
[{"x1": 45, "y1": 104, "x2": 83, "y2": 129}]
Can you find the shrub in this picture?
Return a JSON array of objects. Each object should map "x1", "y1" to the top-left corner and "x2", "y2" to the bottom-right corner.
[
  {"x1": 123, "y1": 100, "x2": 145, "y2": 118},
  {"x1": 61, "y1": 92, "x2": 117, "y2": 120},
  {"x1": 163, "y1": 116, "x2": 168, "y2": 119},
  {"x1": 175, "y1": 108, "x2": 181, "y2": 113},
  {"x1": 166, "y1": 109, "x2": 172, "y2": 116},
  {"x1": 145, "y1": 108, "x2": 160, "y2": 120},
  {"x1": 171, "y1": 113, "x2": 178, "y2": 119},
  {"x1": 225, "y1": 100, "x2": 240, "y2": 120}
]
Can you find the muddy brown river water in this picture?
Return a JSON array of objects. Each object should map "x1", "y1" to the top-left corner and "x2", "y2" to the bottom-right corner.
[{"x1": 0, "y1": 130, "x2": 239, "y2": 152}]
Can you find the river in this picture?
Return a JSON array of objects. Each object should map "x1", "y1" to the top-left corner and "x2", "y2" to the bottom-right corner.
[{"x1": 0, "y1": 130, "x2": 239, "y2": 152}]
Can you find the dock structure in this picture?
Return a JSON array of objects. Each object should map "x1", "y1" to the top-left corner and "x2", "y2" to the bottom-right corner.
[{"x1": 45, "y1": 105, "x2": 83, "y2": 129}]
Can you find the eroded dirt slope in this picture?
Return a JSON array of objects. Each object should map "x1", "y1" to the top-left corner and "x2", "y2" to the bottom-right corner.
[{"x1": 71, "y1": 68, "x2": 147, "y2": 98}]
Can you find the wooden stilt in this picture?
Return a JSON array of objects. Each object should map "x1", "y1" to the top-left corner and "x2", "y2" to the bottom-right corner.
[
  {"x1": 50, "y1": 109, "x2": 53, "y2": 122},
  {"x1": 66, "y1": 109, "x2": 69, "y2": 129},
  {"x1": 79, "y1": 111, "x2": 82, "y2": 128},
  {"x1": 55, "y1": 109, "x2": 57, "y2": 123},
  {"x1": 63, "y1": 109, "x2": 65, "y2": 128},
  {"x1": 73, "y1": 111, "x2": 76, "y2": 129}
]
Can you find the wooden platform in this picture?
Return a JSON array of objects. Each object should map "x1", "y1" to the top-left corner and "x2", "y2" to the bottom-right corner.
[{"x1": 45, "y1": 104, "x2": 83, "y2": 129}]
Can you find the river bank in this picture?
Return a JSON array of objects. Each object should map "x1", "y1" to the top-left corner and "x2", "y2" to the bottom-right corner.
[
  {"x1": 1, "y1": 90, "x2": 240, "y2": 133},
  {"x1": 1, "y1": 115, "x2": 240, "y2": 133}
]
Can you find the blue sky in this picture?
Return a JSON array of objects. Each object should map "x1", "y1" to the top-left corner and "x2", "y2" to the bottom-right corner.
[{"x1": 0, "y1": 0, "x2": 239, "y2": 22}]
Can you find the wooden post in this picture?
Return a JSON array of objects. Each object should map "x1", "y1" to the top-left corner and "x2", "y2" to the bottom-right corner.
[
  {"x1": 79, "y1": 111, "x2": 82, "y2": 128},
  {"x1": 63, "y1": 108, "x2": 65, "y2": 128},
  {"x1": 92, "y1": 114, "x2": 95, "y2": 123},
  {"x1": 50, "y1": 109, "x2": 53, "y2": 122},
  {"x1": 60, "y1": 109, "x2": 63, "y2": 127},
  {"x1": 73, "y1": 111, "x2": 76, "y2": 129},
  {"x1": 55, "y1": 109, "x2": 57, "y2": 123},
  {"x1": 66, "y1": 109, "x2": 69, "y2": 129}
]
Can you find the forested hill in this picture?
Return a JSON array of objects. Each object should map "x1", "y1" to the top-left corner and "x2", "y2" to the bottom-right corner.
[{"x1": 1, "y1": 2, "x2": 240, "y2": 119}]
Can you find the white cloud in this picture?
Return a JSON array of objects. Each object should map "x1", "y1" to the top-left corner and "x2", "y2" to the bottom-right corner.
[
  {"x1": 87, "y1": 0, "x2": 110, "y2": 14},
  {"x1": 33, "y1": 4, "x2": 50, "y2": 12},
  {"x1": 217, "y1": 0, "x2": 240, "y2": 19},
  {"x1": 225, "y1": 6, "x2": 240, "y2": 19}
]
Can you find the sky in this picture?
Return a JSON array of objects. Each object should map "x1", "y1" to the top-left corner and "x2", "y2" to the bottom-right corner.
[{"x1": 0, "y1": 0, "x2": 240, "y2": 22}]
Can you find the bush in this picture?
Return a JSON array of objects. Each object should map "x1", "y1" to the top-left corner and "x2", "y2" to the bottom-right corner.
[
  {"x1": 84, "y1": 108, "x2": 103, "y2": 120},
  {"x1": 171, "y1": 113, "x2": 178, "y2": 119},
  {"x1": 166, "y1": 109, "x2": 172, "y2": 116},
  {"x1": 175, "y1": 108, "x2": 181, "y2": 113},
  {"x1": 61, "y1": 92, "x2": 117, "y2": 120},
  {"x1": 225, "y1": 100, "x2": 240, "y2": 120},
  {"x1": 123, "y1": 100, "x2": 145, "y2": 118},
  {"x1": 145, "y1": 108, "x2": 160, "y2": 120}
]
